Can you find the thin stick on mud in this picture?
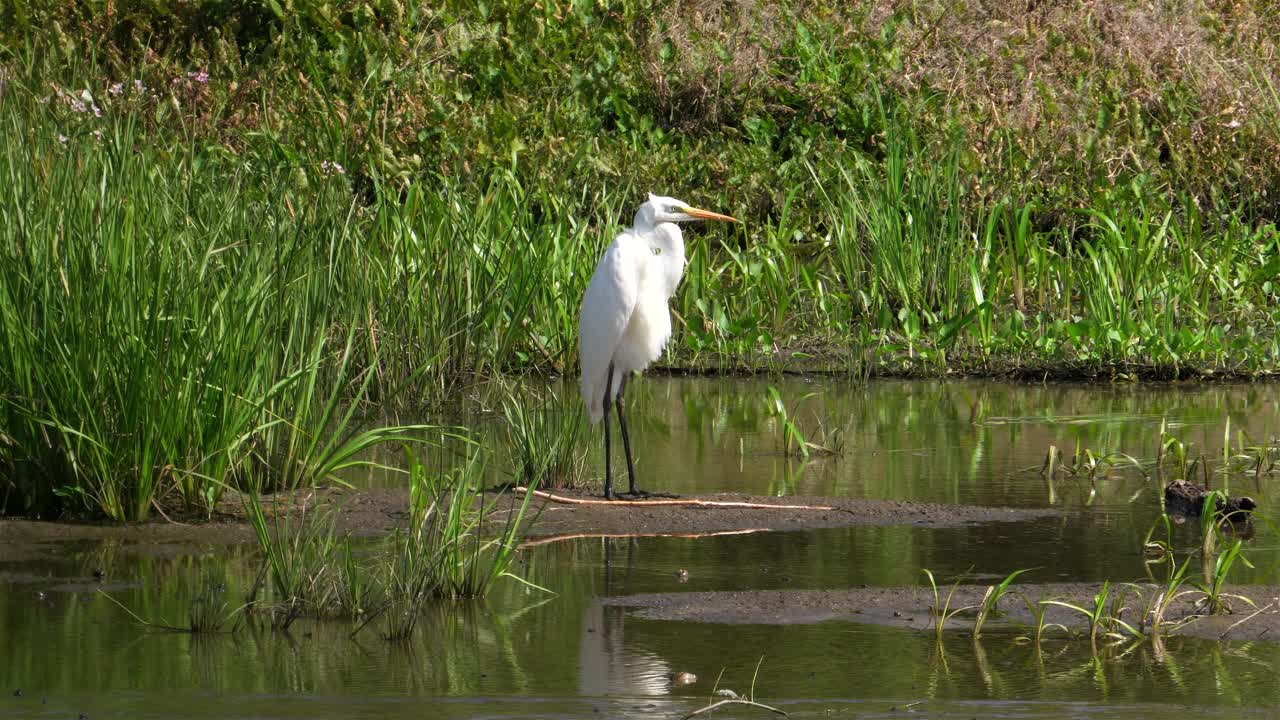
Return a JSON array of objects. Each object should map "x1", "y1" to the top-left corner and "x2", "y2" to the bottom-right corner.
[
  {"x1": 680, "y1": 699, "x2": 787, "y2": 719},
  {"x1": 1217, "y1": 600, "x2": 1277, "y2": 640},
  {"x1": 519, "y1": 528, "x2": 768, "y2": 549},
  {"x1": 514, "y1": 487, "x2": 835, "y2": 511}
]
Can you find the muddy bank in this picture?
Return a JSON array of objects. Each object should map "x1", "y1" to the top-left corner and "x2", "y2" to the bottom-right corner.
[
  {"x1": 607, "y1": 583, "x2": 1280, "y2": 642},
  {"x1": 0, "y1": 487, "x2": 1052, "y2": 544}
]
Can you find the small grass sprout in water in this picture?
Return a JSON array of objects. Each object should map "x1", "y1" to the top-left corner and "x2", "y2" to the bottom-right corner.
[
  {"x1": 1044, "y1": 581, "x2": 1142, "y2": 653},
  {"x1": 1146, "y1": 553, "x2": 1197, "y2": 636},
  {"x1": 100, "y1": 576, "x2": 241, "y2": 634},
  {"x1": 684, "y1": 656, "x2": 786, "y2": 719},
  {"x1": 1014, "y1": 594, "x2": 1068, "y2": 647},
  {"x1": 765, "y1": 386, "x2": 844, "y2": 460},
  {"x1": 923, "y1": 568, "x2": 976, "y2": 644},
  {"x1": 972, "y1": 568, "x2": 1033, "y2": 639},
  {"x1": 1193, "y1": 537, "x2": 1255, "y2": 616},
  {"x1": 1042, "y1": 439, "x2": 1146, "y2": 484}
]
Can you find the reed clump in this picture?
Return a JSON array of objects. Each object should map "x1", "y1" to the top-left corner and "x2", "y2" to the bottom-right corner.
[{"x1": 4, "y1": 3, "x2": 1280, "y2": 518}]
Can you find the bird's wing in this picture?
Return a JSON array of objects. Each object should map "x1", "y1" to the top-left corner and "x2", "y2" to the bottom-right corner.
[{"x1": 579, "y1": 236, "x2": 641, "y2": 424}]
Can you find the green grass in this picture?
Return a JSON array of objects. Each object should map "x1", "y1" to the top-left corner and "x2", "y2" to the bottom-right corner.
[
  {"x1": 1016, "y1": 593, "x2": 1068, "y2": 647},
  {"x1": 368, "y1": 449, "x2": 541, "y2": 639},
  {"x1": 1044, "y1": 581, "x2": 1141, "y2": 653},
  {"x1": 499, "y1": 382, "x2": 590, "y2": 490},
  {"x1": 0, "y1": 96, "x2": 443, "y2": 519},
  {"x1": 972, "y1": 568, "x2": 1032, "y2": 639},
  {"x1": 2, "y1": 3, "x2": 1280, "y2": 519},
  {"x1": 922, "y1": 569, "x2": 974, "y2": 644}
]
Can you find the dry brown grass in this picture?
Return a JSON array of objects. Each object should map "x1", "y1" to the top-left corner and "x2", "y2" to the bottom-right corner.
[
  {"x1": 630, "y1": 0, "x2": 1280, "y2": 208},
  {"x1": 879, "y1": 0, "x2": 1280, "y2": 191},
  {"x1": 637, "y1": 0, "x2": 797, "y2": 130}
]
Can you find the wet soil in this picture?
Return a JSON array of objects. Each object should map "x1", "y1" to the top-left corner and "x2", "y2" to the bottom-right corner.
[
  {"x1": 0, "y1": 487, "x2": 1053, "y2": 544},
  {"x1": 607, "y1": 583, "x2": 1280, "y2": 641}
]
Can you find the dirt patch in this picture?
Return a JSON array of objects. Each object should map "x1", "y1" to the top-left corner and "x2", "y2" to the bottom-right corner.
[
  {"x1": 0, "y1": 487, "x2": 1052, "y2": 545},
  {"x1": 607, "y1": 583, "x2": 1280, "y2": 642}
]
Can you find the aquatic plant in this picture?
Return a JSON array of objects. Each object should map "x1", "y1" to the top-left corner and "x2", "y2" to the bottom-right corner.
[
  {"x1": 334, "y1": 537, "x2": 373, "y2": 619},
  {"x1": 1146, "y1": 554, "x2": 1197, "y2": 636},
  {"x1": 100, "y1": 576, "x2": 240, "y2": 634},
  {"x1": 1192, "y1": 538, "x2": 1255, "y2": 616},
  {"x1": 1044, "y1": 581, "x2": 1140, "y2": 653},
  {"x1": 1015, "y1": 594, "x2": 1068, "y2": 647},
  {"x1": 1041, "y1": 440, "x2": 1145, "y2": 484},
  {"x1": 243, "y1": 490, "x2": 341, "y2": 630},
  {"x1": 235, "y1": 443, "x2": 541, "y2": 635},
  {"x1": 686, "y1": 656, "x2": 785, "y2": 719},
  {"x1": 972, "y1": 568, "x2": 1032, "y2": 639},
  {"x1": 363, "y1": 449, "x2": 544, "y2": 640},
  {"x1": 765, "y1": 387, "x2": 843, "y2": 460},
  {"x1": 922, "y1": 569, "x2": 975, "y2": 644}
]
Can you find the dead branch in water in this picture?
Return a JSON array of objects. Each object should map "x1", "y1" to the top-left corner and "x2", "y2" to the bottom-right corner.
[
  {"x1": 514, "y1": 487, "x2": 835, "y2": 511},
  {"x1": 681, "y1": 698, "x2": 787, "y2": 719}
]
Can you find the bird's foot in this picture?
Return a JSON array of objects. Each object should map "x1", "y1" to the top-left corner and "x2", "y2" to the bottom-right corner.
[{"x1": 618, "y1": 488, "x2": 679, "y2": 500}]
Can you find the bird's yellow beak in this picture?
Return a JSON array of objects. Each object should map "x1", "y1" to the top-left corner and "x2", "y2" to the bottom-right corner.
[{"x1": 680, "y1": 205, "x2": 738, "y2": 223}]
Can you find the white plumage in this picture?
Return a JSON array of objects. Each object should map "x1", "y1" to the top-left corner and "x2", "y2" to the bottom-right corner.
[
  {"x1": 577, "y1": 193, "x2": 737, "y2": 498},
  {"x1": 578, "y1": 226, "x2": 676, "y2": 423}
]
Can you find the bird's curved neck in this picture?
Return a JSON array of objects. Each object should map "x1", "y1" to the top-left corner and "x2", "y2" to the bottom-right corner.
[{"x1": 644, "y1": 222, "x2": 685, "y2": 298}]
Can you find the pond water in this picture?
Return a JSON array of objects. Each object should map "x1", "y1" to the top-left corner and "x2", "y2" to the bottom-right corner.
[{"x1": 5, "y1": 378, "x2": 1280, "y2": 719}]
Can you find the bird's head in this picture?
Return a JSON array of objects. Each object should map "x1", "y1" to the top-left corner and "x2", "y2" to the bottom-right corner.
[{"x1": 637, "y1": 193, "x2": 738, "y2": 228}]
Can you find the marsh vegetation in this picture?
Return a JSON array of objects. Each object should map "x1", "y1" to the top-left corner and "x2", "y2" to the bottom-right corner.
[
  {"x1": 3, "y1": 0, "x2": 1280, "y2": 520},
  {"x1": 4, "y1": 3, "x2": 1280, "y2": 717}
]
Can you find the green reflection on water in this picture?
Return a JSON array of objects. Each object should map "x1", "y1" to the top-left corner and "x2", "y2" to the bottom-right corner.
[{"x1": 6, "y1": 379, "x2": 1280, "y2": 718}]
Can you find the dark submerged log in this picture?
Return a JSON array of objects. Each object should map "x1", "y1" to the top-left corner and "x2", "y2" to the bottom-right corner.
[{"x1": 1164, "y1": 480, "x2": 1256, "y2": 521}]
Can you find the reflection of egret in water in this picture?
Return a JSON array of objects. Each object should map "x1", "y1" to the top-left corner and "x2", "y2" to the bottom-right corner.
[{"x1": 577, "y1": 538, "x2": 673, "y2": 697}]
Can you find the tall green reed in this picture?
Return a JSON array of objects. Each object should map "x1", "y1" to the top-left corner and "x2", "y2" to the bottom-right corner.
[{"x1": 0, "y1": 85, "x2": 454, "y2": 520}]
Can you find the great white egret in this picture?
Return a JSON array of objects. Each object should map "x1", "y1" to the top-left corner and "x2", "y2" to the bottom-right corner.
[{"x1": 578, "y1": 193, "x2": 738, "y2": 499}]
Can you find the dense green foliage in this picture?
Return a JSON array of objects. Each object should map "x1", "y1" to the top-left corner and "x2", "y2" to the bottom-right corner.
[{"x1": 2, "y1": 0, "x2": 1279, "y2": 519}]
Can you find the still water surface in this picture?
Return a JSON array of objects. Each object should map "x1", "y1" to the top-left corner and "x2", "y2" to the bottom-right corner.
[{"x1": 5, "y1": 378, "x2": 1280, "y2": 718}]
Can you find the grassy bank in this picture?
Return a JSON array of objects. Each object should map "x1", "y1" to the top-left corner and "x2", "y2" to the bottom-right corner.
[{"x1": 2, "y1": 1, "x2": 1279, "y2": 519}]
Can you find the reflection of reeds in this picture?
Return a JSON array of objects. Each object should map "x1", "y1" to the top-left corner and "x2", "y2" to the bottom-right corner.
[{"x1": 99, "y1": 575, "x2": 240, "y2": 634}]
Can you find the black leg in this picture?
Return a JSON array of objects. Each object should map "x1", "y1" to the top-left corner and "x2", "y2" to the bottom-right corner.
[
  {"x1": 615, "y1": 372, "x2": 640, "y2": 495},
  {"x1": 603, "y1": 537, "x2": 613, "y2": 592},
  {"x1": 602, "y1": 363, "x2": 615, "y2": 500}
]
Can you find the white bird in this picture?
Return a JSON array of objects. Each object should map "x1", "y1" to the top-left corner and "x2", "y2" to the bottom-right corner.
[{"x1": 578, "y1": 193, "x2": 738, "y2": 499}]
